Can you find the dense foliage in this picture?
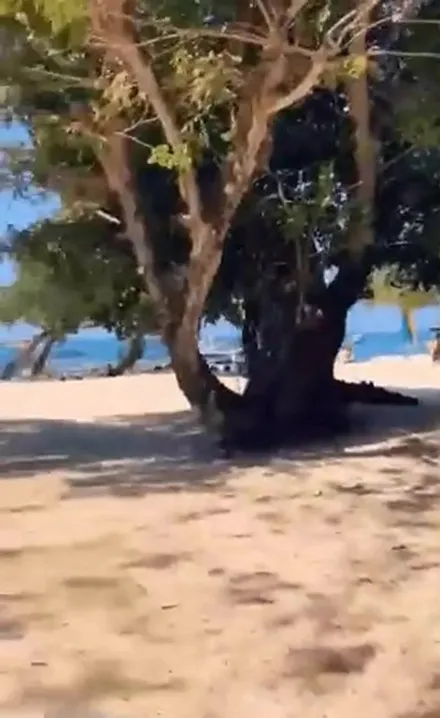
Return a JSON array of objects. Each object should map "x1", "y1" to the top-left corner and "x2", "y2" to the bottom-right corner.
[{"x1": 0, "y1": 213, "x2": 156, "y2": 338}]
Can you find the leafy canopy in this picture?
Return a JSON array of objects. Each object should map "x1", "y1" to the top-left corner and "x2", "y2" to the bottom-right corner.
[{"x1": 2, "y1": 0, "x2": 440, "y2": 341}]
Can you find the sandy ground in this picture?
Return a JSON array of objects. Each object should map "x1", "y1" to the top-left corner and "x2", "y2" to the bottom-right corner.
[{"x1": 0, "y1": 356, "x2": 440, "y2": 717}]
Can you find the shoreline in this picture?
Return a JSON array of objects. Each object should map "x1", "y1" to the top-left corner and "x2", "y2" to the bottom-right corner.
[
  {"x1": 0, "y1": 326, "x2": 436, "y2": 381},
  {"x1": 0, "y1": 348, "x2": 435, "y2": 383},
  {"x1": 0, "y1": 354, "x2": 438, "y2": 419}
]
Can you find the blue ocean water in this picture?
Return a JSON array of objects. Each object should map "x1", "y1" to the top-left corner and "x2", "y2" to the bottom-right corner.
[
  {"x1": 0, "y1": 322, "x2": 436, "y2": 377},
  {"x1": 0, "y1": 334, "x2": 169, "y2": 375}
]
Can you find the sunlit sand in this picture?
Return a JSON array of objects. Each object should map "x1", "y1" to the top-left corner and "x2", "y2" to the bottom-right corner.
[{"x1": 0, "y1": 355, "x2": 439, "y2": 717}]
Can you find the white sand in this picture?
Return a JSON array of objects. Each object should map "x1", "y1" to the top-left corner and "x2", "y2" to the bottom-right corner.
[{"x1": 0, "y1": 355, "x2": 439, "y2": 718}]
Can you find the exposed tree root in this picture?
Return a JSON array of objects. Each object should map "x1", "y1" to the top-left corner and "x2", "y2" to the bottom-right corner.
[
  {"x1": 334, "y1": 380, "x2": 419, "y2": 406},
  {"x1": 219, "y1": 378, "x2": 419, "y2": 456}
]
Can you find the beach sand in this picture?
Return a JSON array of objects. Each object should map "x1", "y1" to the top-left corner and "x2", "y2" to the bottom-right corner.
[{"x1": 0, "y1": 355, "x2": 440, "y2": 717}]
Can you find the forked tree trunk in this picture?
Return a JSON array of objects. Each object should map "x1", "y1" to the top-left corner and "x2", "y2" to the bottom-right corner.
[
  {"x1": 1, "y1": 331, "x2": 48, "y2": 380},
  {"x1": 163, "y1": 4, "x2": 377, "y2": 448},
  {"x1": 94, "y1": 0, "x2": 330, "y2": 446},
  {"x1": 30, "y1": 335, "x2": 57, "y2": 378},
  {"x1": 107, "y1": 331, "x2": 145, "y2": 376},
  {"x1": 94, "y1": 0, "x2": 403, "y2": 451}
]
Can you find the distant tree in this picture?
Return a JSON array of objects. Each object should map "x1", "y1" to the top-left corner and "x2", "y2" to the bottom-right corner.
[
  {"x1": 368, "y1": 267, "x2": 440, "y2": 346},
  {"x1": 0, "y1": 215, "x2": 158, "y2": 377},
  {"x1": 107, "y1": 329, "x2": 146, "y2": 376}
]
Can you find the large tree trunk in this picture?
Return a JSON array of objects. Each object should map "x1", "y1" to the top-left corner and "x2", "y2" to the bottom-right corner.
[
  {"x1": 240, "y1": 277, "x2": 352, "y2": 448},
  {"x1": 236, "y1": 261, "x2": 417, "y2": 451},
  {"x1": 107, "y1": 331, "x2": 145, "y2": 376},
  {"x1": 1, "y1": 331, "x2": 47, "y2": 380},
  {"x1": 270, "y1": 306, "x2": 348, "y2": 437},
  {"x1": 30, "y1": 335, "x2": 56, "y2": 378}
]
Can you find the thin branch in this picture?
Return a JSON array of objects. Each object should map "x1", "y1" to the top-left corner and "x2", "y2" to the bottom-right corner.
[
  {"x1": 115, "y1": 131, "x2": 152, "y2": 152},
  {"x1": 90, "y1": 0, "x2": 207, "y2": 248},
  {"x1": 96, "y1": 208, "x2": 121, "y2": 224},
  {"x1": 326, "y1": 9, "x2": 356, "y2": 50},
  {"x1": 91, "y1": 26, "x2": 268, "y2": 51},
  {"x1": 371, "y1": 48, "x2": 440, "y2": 60},
  {"x1": 334, "y1": 0, "x2": 385, "y2": 48},
  {"x1": 285, "y1": 0, "x2": 313, "y2": 25},
  {"x1": 99, "y1": 133, "x2": 163, "y2": 307},
  {"x1": 255, "y1": 0, "x2": 277, "y2": 31},
  {"x1": 92, "y1": 29, "x2": 316, "y2": 60},
  {"x1": 345, "y1": 0, "x2": 376, "y2": 258},
  {"x1": 118, "y1": 41, "x2": 205, "y2": 230},
  {"x1": 23, "y1": 66, "x2": 95, "y2": 88},
  {"x1": 368, "y1": 15, "x2": 440, "y2": 32},
  {"x1": 379, "y1": 145, "x2": 415, "y2": 174},
  {"x1": 338, "y1": 12, "x2": 440, "y2": 55},
  {"x1": 270, "y1": 51, "x2": 327, "y2": 113}
]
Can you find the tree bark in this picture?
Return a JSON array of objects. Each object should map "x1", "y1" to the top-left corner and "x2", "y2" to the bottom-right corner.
[
  {"x1": 30, "y1": 335, "x2": 57, "y2": 378},
  {"x1": 239, "y1": 262, "x2": 371, "y2": 448},
  {"x1": 107, "y1": 330, "x2": 145, "y2": 376},
  {"x1": 242, "y1": 299, "x2": 350, "y2": 446},
  {"x1": 1, "y1": 331, "x2": 47, "y2": 380},
  {"x1": 242, "y1": 299, "x2": 261, "y2": 378},
  {"x1": 345, "y1": 0, "x2": 376, "y2": 258},
  {"x1": 165, "y1": 287, "x2": 245, "y2": 438}
]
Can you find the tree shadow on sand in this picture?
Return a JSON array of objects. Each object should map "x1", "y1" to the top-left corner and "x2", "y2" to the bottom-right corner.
[
  {"x1": 0, "y1": 410, "x2": 230, "y2": 494},
  {"x1": 0, "y1": 384, "x2": 439, "y2": 498}
]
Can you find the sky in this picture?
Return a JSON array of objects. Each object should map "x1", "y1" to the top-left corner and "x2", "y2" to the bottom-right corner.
[
  {"x1": 0, "y1": 122, "x2": 60, "y2": 286},
  {"x1": 1, "y1": 123, "x2": 440, "y2": 340},
  {"x1": 0, "y1": 190, "x2": 60, "y2": 285}
]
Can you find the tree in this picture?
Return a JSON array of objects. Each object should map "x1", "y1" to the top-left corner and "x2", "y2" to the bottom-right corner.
[
  {"x1": 0, "y1": 332, "x2": 49, "y2": 379},
  {"x1": 1, "y1": 0, "x2": 439, "y2": 447},
  {"x1": 29, "y1": 334, "x2": 57, "y2": 377},
  {"x1": 107, "y1": 329, "x2": 145, "y2": 376},
  {"x1": 0, "y1": 214, "x2": 157, "y2": 377},
  {"x1": 368, "y1": 267, "x2": 439, "y2": 346}
]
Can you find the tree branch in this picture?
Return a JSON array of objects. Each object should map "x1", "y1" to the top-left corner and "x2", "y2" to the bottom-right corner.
[
  {"x1": 285, "y1": 0, "x2": 313, "y2": 25},
  {"x1": 344, "y1": 0, "x2": 377, "y2": 259},
  {"x1": 270, "y1": 50, "x2": 327, "y2": 113},
  {"x1": 255, "y1": 0, "x2": 277, "y2": 30},
  {"x1": 92, "y1": 26, "x2": 269, "y2": 52},
  {"x1": 88, "y1": 0, "x2": 382, "y2": 334},
  {"x1": 336, "y1": 0, "x2": 382, "y2": 50},
  {"x1": 90, "y1": 0, "x2": 210, "y2": 255},
  {"x1": 99, "y1": 132, "x2": 164, "y2": 309},
  {"x1": 217, "y1": 50, "x2": 327, "y2": 241}
]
